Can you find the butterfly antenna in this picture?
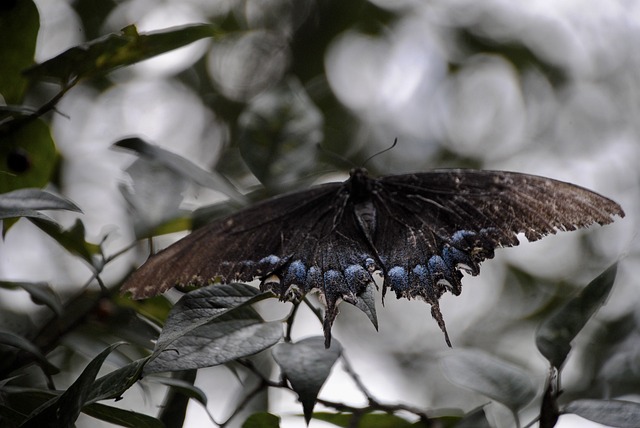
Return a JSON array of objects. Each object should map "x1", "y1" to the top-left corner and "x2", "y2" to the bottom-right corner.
[{"x1": 362, "y1": 138, "x2": 398, "y2": 168}]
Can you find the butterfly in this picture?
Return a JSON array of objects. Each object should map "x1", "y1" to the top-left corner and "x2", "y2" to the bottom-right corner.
[{"x1": 121, "y1": 168, "x2": 624, "y2": 347}]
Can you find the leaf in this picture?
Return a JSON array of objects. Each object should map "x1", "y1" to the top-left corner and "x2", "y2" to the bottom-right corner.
[
  {"x1": 150, "y1": 283, "x2": 273, "y2": 356},
  {"x1": 272, "y1": 336, "x2": 342, "y2": 423},
  {"x1": 238, "y1": 79, "x2": 323, "y2": 188},
  {"x1": 313, "y1": 412, "x2": 416, "y2": 428},
  {"x1": 0, "y1": 118, "x2": 58, "y2": 194},
  {"x1": 81, "y1": 402, "x2": 163, "y2": 428},
  {"x1": 19, "y1": 342, "x2": 126, "y2": 428},
  {"x1": 242, "y1": 412, "x2": 281, "y2": 428},
  {"x1": 440, "y1": 349, "x2": 535, "y2": 414},
  {"x1": 87, "y1": 357, "x2": 149, "y2": 404},
  {"x1": 0, "y1": 0, "x2": 39, "y2": 104},
  {"x1": 0, "y1": 188, "x2": 80, "y2": 218},
  {"x1": 0, "y1": 331, "x2": 59, "y2": 376},
  {"x1": 23, "y1": 24, "x2": 221, "y2": 85},
  {"x1": 536, "y1": 264, "x2": 617, "y2": 369},
  {"x1": 150, "y1": 374, "x2": 208, "y2": 407},
  {"x1": 156, "y1": 370, "x2": 198, "y2": 428},
  {"x1": 29, "y1": 218, "x2": 101, "y2": 267},
  {"x1": 350, "y1": 282, "x2": 378, "y2": 330},
  {"x1": 114, "y1": 137, "x2": 245, "y2": 204},
  {"x1": 145, "y1": 307, "x2": 282, "y2": 373},
  {"x1": 563, "y1": 399, "x2": 640, "y2": 428},
  {"x1": 454, "y1": 407, "x2": 491, "y2": 428},
  {"x1": 0, "y1": 281, "x2": 63, "y2": 316},
  {"x1": 119, "y1": 156, "x2": 190, "y2": 239}
]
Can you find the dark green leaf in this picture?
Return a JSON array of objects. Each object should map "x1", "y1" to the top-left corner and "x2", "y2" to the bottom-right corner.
[
  {"x1": 150, "y1": 374, "x2": 208, "y2": 407},
  {"x1": 152, "y1": 283, "x2": 273, "y2": 356},
  {"x1": 0, "y1": 331, "x2": 59, "y2": 376},
  {"x1": 563, "y1": 399, "x2": 640, "y2": 427},
  {"x1": 536, "y1": 264, "x2": 617, "y2": 368},
  {"x1": 454, "y1": 407, "x2": 491, "y2": 428},
  {"x1": 350, "y1": 282, "x2": 378, "y2": 330},
  {"x1": 0, "y1": 0, "x2": 39, "y2": 104},
  {"x1": 238, "y1": 80, "x2": 323, "y2": 188},
  {"x1": 272, "y1": 337, "x2": 342, "y2": 423},
  {"x1": 0, "y1": 281, "x2": 63, "y2": 316},
  {"x1": 0, "y1": 188, "x2": 80, "y2": 219},
  {"x1": 82, "y1": 402, "x2": 163, "y2": 428},
  {"x1": 441, "y1": 349, "x2": 535, "y2": 413},
  {"x1": 119, "y1": 156, "x2": 189, "y2": 239},
  {"x1": 156, "y1": 370, "x2": 198, "y2": 428},
  {"x1": 87, "y1": 357, "x2": 149, "y2": 404},
  {"x1": 29, "y1": 218, "x2": 101, "y2": 267},
  {"x1": 19, "y1": 342, "x2": 126, "y2": 428},
  {"x1": 313, "y1": 412, "x2": 415, "y2": 428},
  {"x1": 145, "y1": 307, "x2": 282, "y2": 373},
  {"x1": 0, "y1": 120, "x2": 57, "y2": 195},
  {"x1": 23, "y1": 24, "x2": 221, "y2": 84},
  {"x1": 242, "y1": 412, "x2": 281, "y2": 428},
  {"x1": 114, "y1": 137, "x2": 245, "y2": 204}
]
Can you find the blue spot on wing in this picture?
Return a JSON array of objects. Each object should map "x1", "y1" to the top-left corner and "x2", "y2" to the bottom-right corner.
[
  {"x1": 284, "y1": 260, "x2": 307, "y2": 285},
  {"x1": 388, "y1": 266, "x2": 408, "y2": 292}
]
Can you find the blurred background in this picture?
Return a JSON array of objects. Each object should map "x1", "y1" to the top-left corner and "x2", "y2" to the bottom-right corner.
[{"x1": 1, "y1": 0, "x2": 639, "y2": 427}]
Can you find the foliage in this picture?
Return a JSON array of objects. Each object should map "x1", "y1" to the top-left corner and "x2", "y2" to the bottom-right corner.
[{"x1": 0, "y1": 1, "x2": 635, "y2": 428}]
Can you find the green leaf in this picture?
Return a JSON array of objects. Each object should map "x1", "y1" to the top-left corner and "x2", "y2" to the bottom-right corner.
[
  {"x1": 81, "y1": 402, "x2": 163, "y2": 428},
  {"x1": 242, "y1": 412, "x2": 281, "y2": 428},
  {"x1": 563, "y1": 399, "x2": 640, "y2": 427},
  {"x1": 114, "y1": 137, "x2": 245, "y2": 205},
  {"x1": 536, "y1": 264, "x2": 617, "y2": 369},
  {"x1": 0, "y1": 188, "x2": 80, "y2": 219},
  {"x1": 454, "y1": 407, "x2": 491, "y2": 428},
  {"x1": 272, "y1": 337, "x2": 342, "y2": 423},
  {"x1": 0, "y1": 281, "x2": 63, "y2": 316},
  {"x1": 119, "y1": 156, "x2": 190, "y2": 239},
  {"x1": 0, "y1": 0, "x2": 39, "y2": 104},
  {"x1": 87, "y1": 357, "x2": 149, "y2": 404},
  {"x1": 0, "y1": 331, "x2": 59, "y2": 376},
  {"x1": 23, "y1": 24, "x2": 221, "y2": 85},
  {"x1": 313, "y1": 412, "x2": 416, "y2": 428},
  {"x1": 29, "y1": 218, "x2": 100, "y2": 267},
  {"x1": 238, "y1": 79, "x2": 323, "y2": 188},
  {"x1": 156, "y1": 370, "x2": 198, "y2": 428},
  {"x1": 0, "y1": 119, "x2": 57, "y2": 194},
  {"x1": 441, "y1": 349, "x2": 535, "y2": 415},
  {"x1": 146, "y1": 306, "x2": 282, "y2": 373},
  {"x1": 350, "y1": 282, "x2": 378, "y2": 330},
  {"x1": 151, "y1": 283, "x2": 274, "y2": 356},
  {"x1": 19, "y1": 342, "x2": 126, "y2": 428},
  {"x1": 150, "y1": 375, "x2": 208, "y2": 407}
]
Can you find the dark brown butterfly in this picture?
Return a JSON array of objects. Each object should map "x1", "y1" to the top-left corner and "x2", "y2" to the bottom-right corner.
[{"x1": 121, "y1": 168, "x2": 624, "y2": 347}]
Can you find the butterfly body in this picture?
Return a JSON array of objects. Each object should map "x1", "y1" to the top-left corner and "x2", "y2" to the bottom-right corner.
[{"x1": 122, "y1": 168, "x2": 624, "y2": 346}]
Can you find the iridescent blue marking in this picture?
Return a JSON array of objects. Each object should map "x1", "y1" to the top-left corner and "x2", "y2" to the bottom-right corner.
[
  {"x1": 259, "y1": 254, "x2": 280, "y2": 266},
  {"x1": 285, "y1": 260, "x2": 307, "y2": 285},
  {"x1": 451, "y1": 230, "x2": 476, "y2": 247},
  {"x1": 324, "y1": 270, "x2": 349, "y2": 295},
  {"x1": 412, "y1": 264, "x2": 429, "y2": 284},
  {"x1": 344, "y1": 264, "x2": 369, "y2": 292},
  {"x1": 364, "y1": 257, "x2": 376, "y2": 272},
  {"x1": 442, "y1": 246, "x2": 477, "y2": 274},
  {"x1": 306, "y1": 266, "x2": 322, "y2": 287},
  {"x1": 388, "y1": 266, "x2": 408, "y2": 291},
  {"x1": 428, "y1": 255, "x2": 447, "y2": 275}
]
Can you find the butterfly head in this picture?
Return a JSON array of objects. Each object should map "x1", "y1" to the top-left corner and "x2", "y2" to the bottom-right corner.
[{"x1": 348, "y1": 167, "x2": 375, "y2": 203}]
